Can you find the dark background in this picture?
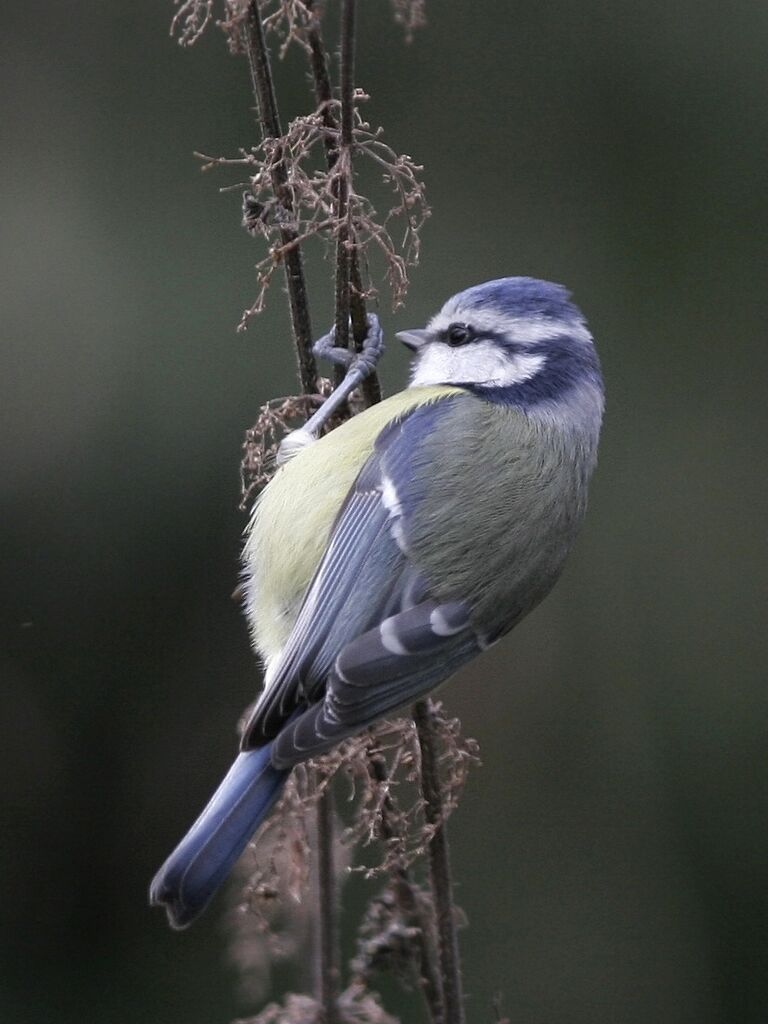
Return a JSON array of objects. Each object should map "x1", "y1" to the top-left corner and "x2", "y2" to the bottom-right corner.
[{"x1": 2, "y1": 2, "x2": 768, "y2": 1021}]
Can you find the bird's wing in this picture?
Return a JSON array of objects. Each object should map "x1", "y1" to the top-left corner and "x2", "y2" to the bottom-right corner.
[
  {"x1": 269, "y1": 597, "x2": 481, "y2": 767},
  {"x1": 241, "y1": 393, "x2": 484, "y2": 751}
]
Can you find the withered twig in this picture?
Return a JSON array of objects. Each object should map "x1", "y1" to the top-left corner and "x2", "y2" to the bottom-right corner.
[
  {"x1": 414, "y1": 700, "x2": 466, "y2": 1024},
  {"x1": 332, "y1": 0, "x2": 353, "y2": 363},
  {"x1": 310, "y1": 8, "x2": 360, "y2": 1018},
  {"x1": 368, "y1": 751, "x2": 443, "y2": 1023},
  {"x1": 314, "y1": 769, "x2": 340, "y2": 1024},
  {"x1": 303, "y1": 0, "x2": 382, "y2": 407},
  {"x1": 244, "y1": 7, "x2": 338, "y2": 1018},
  {"x1": 243, "y1": 0, "x2": 317, "y2": 394}
]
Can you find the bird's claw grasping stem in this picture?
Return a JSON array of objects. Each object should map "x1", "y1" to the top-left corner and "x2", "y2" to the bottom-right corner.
[
  {"x1": 303, "y1": 314, "x2": 383, "y2": 434},
  {"x1": 312, "y1": 314, "x2": 384, "y2": 372},
  {"x1": 276, "y1": 315, "x2": 384, "y2": 466}
]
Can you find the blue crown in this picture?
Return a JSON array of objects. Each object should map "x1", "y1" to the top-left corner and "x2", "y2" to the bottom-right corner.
[{"x1": 452, "y1": 277, "x2": 582, "y2": 323}]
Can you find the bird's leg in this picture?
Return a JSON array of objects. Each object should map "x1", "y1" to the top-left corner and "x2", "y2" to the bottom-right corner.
[
  {"x1": 277, "y1": 314, "x2": 384, "y2": 465},
  {"x1": 304, "y1": 313, "x2": 384, "y2": 432}
]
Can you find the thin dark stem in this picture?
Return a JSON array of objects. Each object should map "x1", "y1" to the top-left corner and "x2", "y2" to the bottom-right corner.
[
  {"x1": 338, "y1": 0, "x2": 355, "y2": 149},
  {"x1": 333, "y1": 0, "x2": 355, "y2": 358},
  {"x1": 304, "y1": 0, "x2": 382, "y2": 407},
  {"x1": 303, "y1": 0, "x2": 339, "y2": 167},
  {"x1": 368, "y1": 751, "x2": 443, "y2": 1023},
  {"x1": 315, "y1": 774, "x2": 340, "y2": 1024},
  {"x1": 243, "y1": 7, "x2": 338, "y2": 1018},
  {"x1": 336, "y1": 0, "x2": 382, "y2": 405},
  {"x1": 243, "y1": 1, "x2": 317, "y2": 394},
  {"x1": 413, "y1": 700, "x2": 466, "y2": 1024}
]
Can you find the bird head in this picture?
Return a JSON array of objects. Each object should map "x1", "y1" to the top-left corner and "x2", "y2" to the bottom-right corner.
[{"x1": 398, "y1": 277, "x2": 602, "y2": 409}]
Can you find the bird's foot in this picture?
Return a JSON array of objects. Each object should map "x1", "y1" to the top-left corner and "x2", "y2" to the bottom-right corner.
[
  {"x1": 301, "y1": 315, "x2": 383, "y2": 434},
  {"x1": 276, "y1": 315, "x2": 384, "y2": 466},
  {"x1": 312, "y1": 313, "x2": 384, "y2": 377}
]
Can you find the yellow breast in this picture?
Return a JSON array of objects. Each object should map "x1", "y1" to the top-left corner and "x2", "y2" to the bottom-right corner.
[{"x1": 242, "y1": 386, "x2": 460, "y2": 665}]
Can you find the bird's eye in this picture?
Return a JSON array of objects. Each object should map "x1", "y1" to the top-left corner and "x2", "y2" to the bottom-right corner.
[{"x1": 445, "y1": 323, "x2": 473, "y2": 346}]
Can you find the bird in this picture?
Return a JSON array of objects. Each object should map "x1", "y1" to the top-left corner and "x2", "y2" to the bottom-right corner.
[{"x1": 149, "y1": 276, "x2": 604, "y2": 929}]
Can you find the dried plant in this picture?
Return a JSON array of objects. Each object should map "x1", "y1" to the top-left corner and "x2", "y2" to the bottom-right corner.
[
  {"x1": 236, "y1": 986, "x2": 399, "y2": 1024},
  {"x1": 172, "y1": 1, "x2": 428, "y2": 334},
  {"x1": 227, "y1": 764, "x2": 350, "y2": 1003},
  {"x1": 226, "y1": 710, "x2": 477, "y2": 1019},
  {"x1": 339, "y1": 712, "x2": 479, "y2": 877},
  {"x1": 171, "y1": 0, "x2": 215, "y2": 45},
  {"x1": 389, "y1": 0, "x2": 426, "y2": 43},
  {"x1": 239, "y1": 385, "x2": 327, "y2": 507},
  {"x1": 198, "y1": 95, "x2": 429, "y2": 331},
  {"x1": 167, "y1": 3, "x2": 478, "y2": 1024},
  {"x1": 262, "y1": 0, "x2": 318, "y2": 58}
]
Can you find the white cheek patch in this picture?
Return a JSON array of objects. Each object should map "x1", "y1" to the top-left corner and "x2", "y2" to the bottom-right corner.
[{"x1": 410, "y1": 339, "x2": 546, "y2": 388}]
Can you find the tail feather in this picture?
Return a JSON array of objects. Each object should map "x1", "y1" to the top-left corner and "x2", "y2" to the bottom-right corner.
[{"x1": 149, "y1": 745, "x2": 288, "y2": 929}]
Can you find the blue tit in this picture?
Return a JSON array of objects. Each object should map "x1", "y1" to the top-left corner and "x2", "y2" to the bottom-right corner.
[{"x1": 150, "y1": 276, "x2": 604, "y2": 928}]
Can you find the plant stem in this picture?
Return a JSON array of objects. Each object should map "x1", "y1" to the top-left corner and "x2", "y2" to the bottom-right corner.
[
  {"x1": 243, "y1": 7, "x2": 338, "y2": 1019},
  {"x1": 315, "y1": 774, "x2": 340, "y2": 1024},
  {"x1": 368, "y1": 751, "x2": 443, "y2": 1023},
  {"x1": 332, "y1": 0, "x2": 355, "y2": 383},
  {"x1": 304, "y1": 1, "x2": 339, "y2": 165},
  {"x1": 243, "y1": 0, "x2": 317, "y2": 394},
  {"x1": 414, "y1": 700, "x2": 466, "y2": 1024},
  {"x1": 304, "y1": 0, "x2": 382, "y2": 407}
]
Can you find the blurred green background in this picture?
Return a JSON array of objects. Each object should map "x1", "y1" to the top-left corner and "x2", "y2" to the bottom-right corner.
[{"x1": 2, "y1": 1, "x2": 768, "y2": 1021}]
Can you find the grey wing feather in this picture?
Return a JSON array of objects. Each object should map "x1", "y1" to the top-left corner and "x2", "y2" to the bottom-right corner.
[
  {"x1": 241, "y1": 397, "x2": 476, "y2": 755},
  {"x1": 243, "y1": 488, "x2": 399, "y2": 743},
  {"x1": 270, "y1": 599, "x2": 480, "y2": 769}
]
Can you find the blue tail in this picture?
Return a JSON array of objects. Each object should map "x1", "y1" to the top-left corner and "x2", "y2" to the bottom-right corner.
[{"x1": 149, "y1": 744, "x2": 288, "y2": 929}]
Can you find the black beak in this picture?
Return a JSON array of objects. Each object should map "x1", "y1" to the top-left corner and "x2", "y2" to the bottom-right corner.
[{"x1": 395, "y1": 329, "x2": 431, "y2": 352}]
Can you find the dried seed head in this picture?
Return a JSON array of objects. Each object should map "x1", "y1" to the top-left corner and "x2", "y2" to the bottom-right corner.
[{"x1": 390, "y1": 0, "x2": 427, "y2": 43}]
